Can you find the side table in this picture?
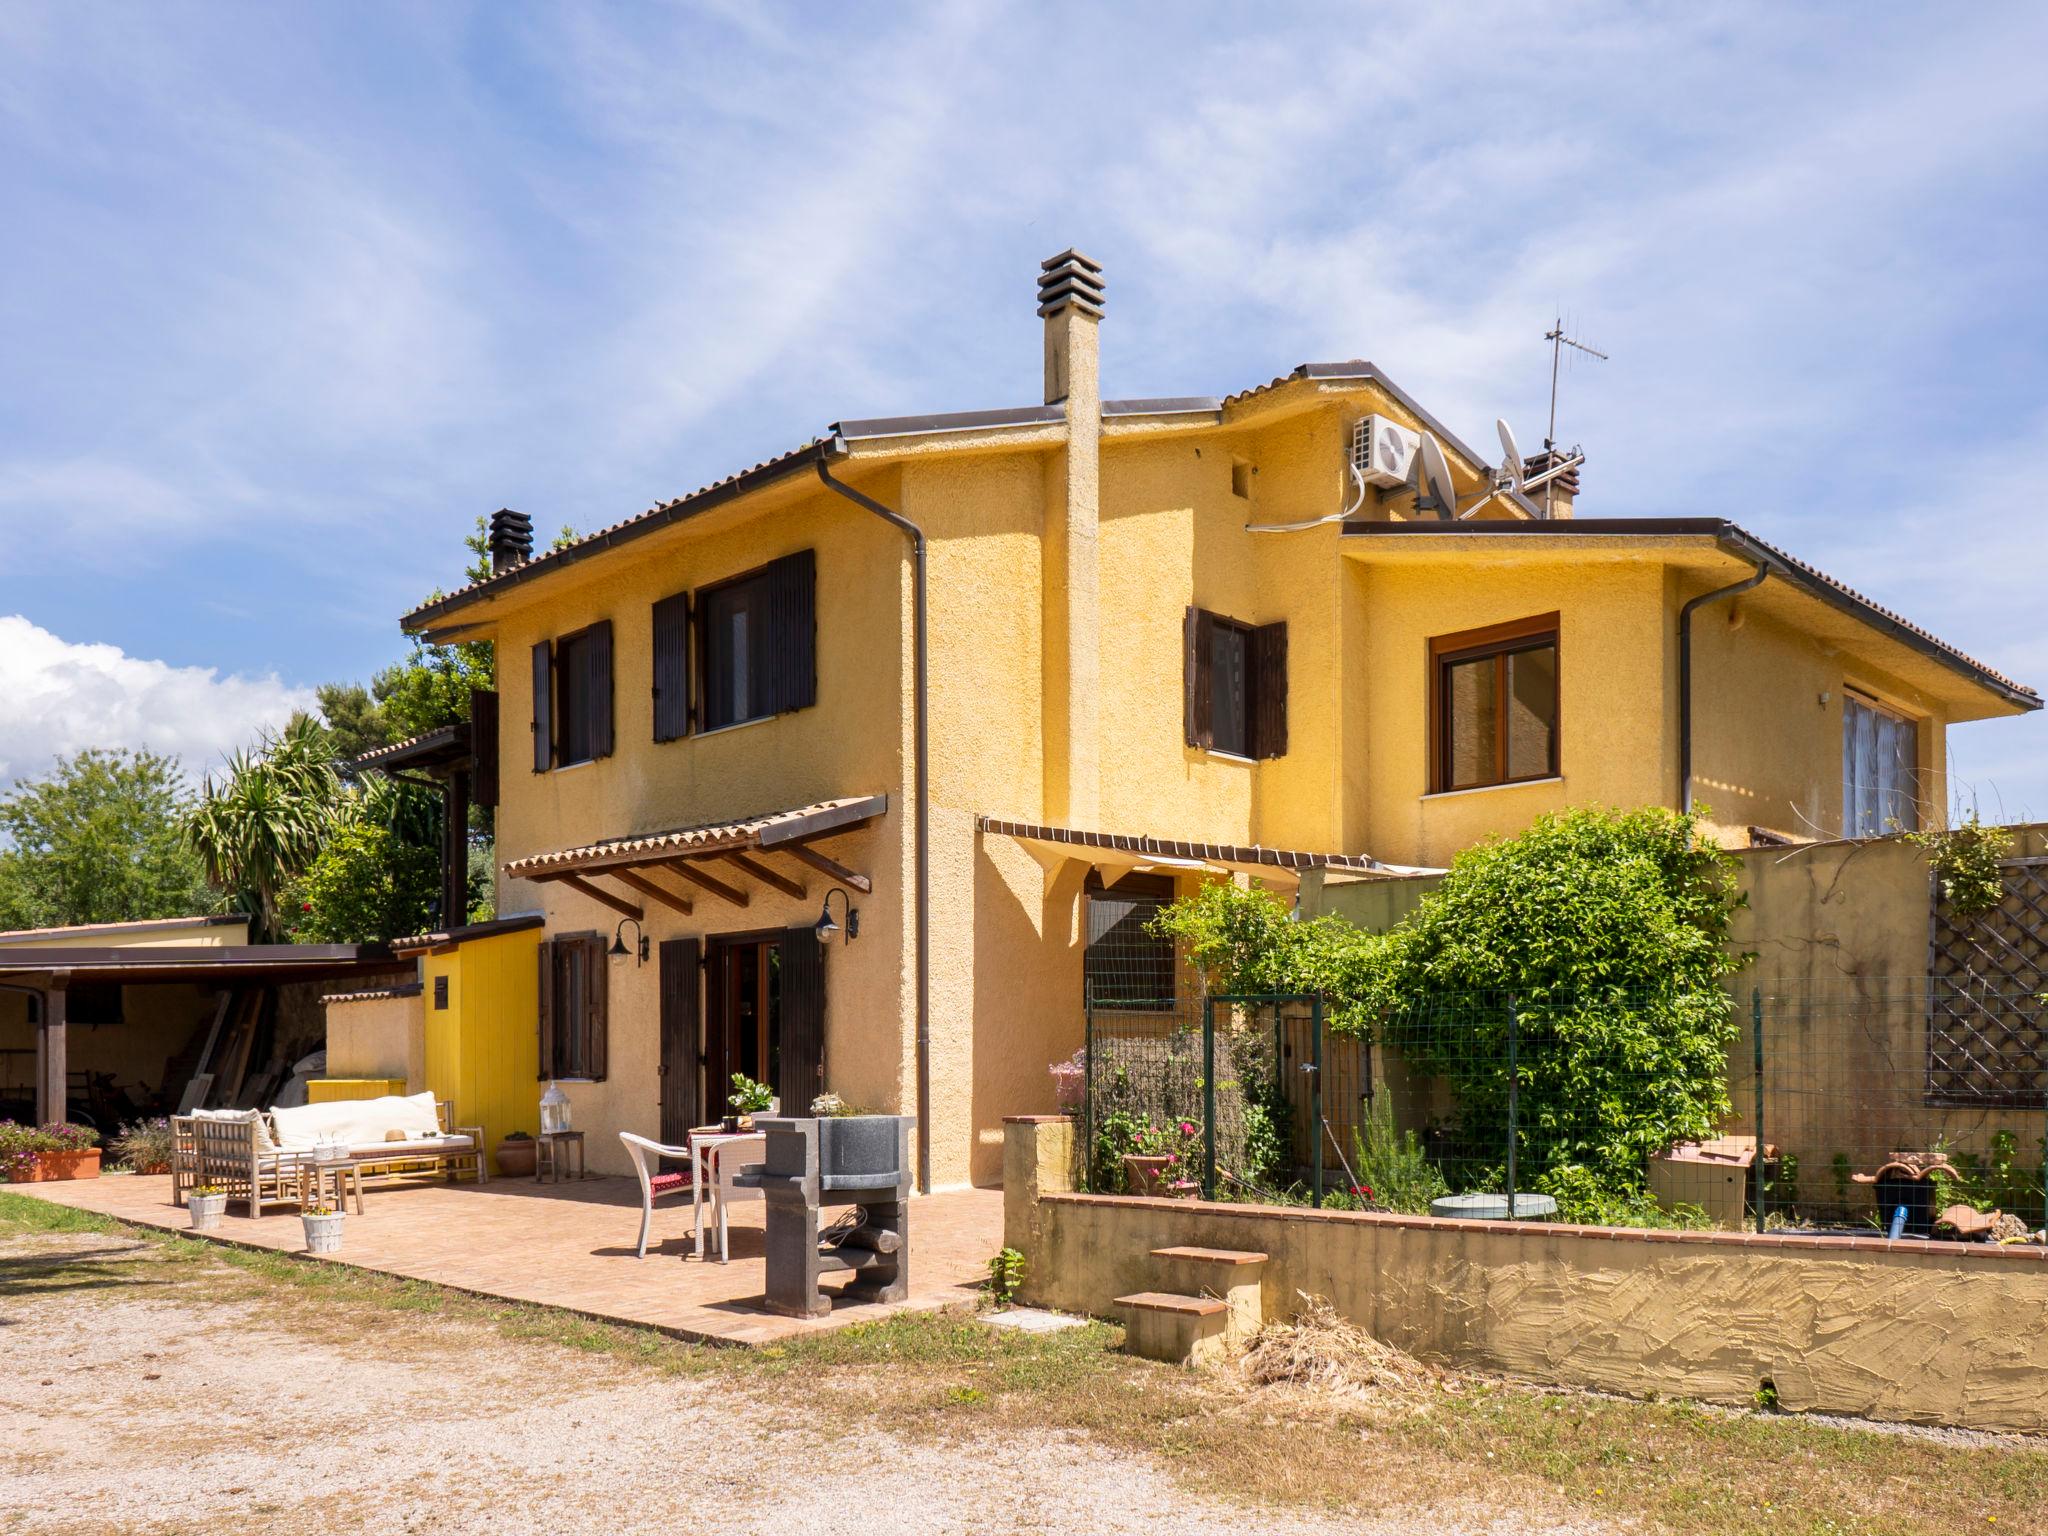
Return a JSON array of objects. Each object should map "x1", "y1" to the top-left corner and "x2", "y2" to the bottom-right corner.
[
  {"x1": 535, "y1": 1130, "x2": 587, "y2": 1184},
  {"x1": 298, "y1": 1157, "x2": 365, "y2": 1216}
]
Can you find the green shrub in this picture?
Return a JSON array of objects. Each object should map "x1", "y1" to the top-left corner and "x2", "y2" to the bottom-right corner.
[
  {"x1": 283, "y1": 818, "x2": 438, "y2": 943},
  {"x1": 1348, "y1": 1094, "x2": 1448, "y2": 1214},
  {"x1": 111, "y1": 1117, "x2": 174, "y2": 1173},
  {"x1": 987, "y1": 1246, "x2": 1026, "y2": 1303}
]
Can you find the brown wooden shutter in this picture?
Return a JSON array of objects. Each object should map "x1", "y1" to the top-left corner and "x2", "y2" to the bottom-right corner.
[
  {"x1": 530, "y1": 640, "x2": 554, "y2": 773},
  {"x1": 586, "y1": 619, "x2": 614, "y2": 759},
  {"x1": 652, "y1": 593, "x2": 690, "y2": 742},
  {"x1": 536, "y1": 938, "x2": 557, "y2": 1079},
  {"x1": 1251, "y1": 620, "x2": 1288, "y2": 759},
  {"x1": 764, "y1": 549, "x2": 817, "y2": 715},
  {"x1": 582, "y1": 932, "x2": 609, "y2": 1081},
  {"x1": 1183, "y1": 606, "x2": 1216, "y2": 749},
  {"x1": 470, "y1": 688, "x2": 500, "y2": 807},
  {"x1": 658, "y1": 937, "x2": 700, "y2": 1142},
  {"x1": 778, "y1": 924, "x2": 824, "y2": 1112}
]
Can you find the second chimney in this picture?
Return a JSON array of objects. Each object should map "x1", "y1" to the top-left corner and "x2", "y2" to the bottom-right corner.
[
  {"x1": 1038, "y1": 249, "x2": 1104, "y2": 828},
  {"x1": 487, "y1": 508, "x2": 534, "y2": 574},
  {"x1": 1038, "y1": 249, "x2": 1104, "y2": 407},
  {"x1": 1524, "y1": 449, "x2": 1583, "y2": 520}
]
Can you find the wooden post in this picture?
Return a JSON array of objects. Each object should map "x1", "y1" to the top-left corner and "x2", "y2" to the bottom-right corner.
[
  {"x1": 442, "y1": 766, "x2": 471, "y2": 927},
  {"x1": 37, "y1": 975, "x2": 68, "y2": 1126}
]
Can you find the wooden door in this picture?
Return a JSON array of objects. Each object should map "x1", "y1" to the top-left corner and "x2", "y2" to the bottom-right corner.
[{"x1": 658, "y1": 938, "x2": 700, "y2": 1144}]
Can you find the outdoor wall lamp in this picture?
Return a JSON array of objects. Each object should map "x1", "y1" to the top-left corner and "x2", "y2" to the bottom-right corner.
[
  {"x1": 814, "y1": 887, "x2": 860, "y2": 946},
  {"x1": 608, "y1": 916, "x2": 648, "y2": 966}
]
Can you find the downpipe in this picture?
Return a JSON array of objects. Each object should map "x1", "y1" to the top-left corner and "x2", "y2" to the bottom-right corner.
[
  {"x1": 1678, "y1": 562, "x2": 1769, "y2": 813},
  {"x1": 816, "y1": 458, "x2": 933, "y2": 1195}
]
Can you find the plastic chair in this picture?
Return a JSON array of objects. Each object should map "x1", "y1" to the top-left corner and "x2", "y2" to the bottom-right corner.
[
  {"x1": 618, "y1": 1132, "x2": 695, "y2": 1259},
  {"x1": 705, "y1": 1134, "x2": 767, "y2": 1264}
]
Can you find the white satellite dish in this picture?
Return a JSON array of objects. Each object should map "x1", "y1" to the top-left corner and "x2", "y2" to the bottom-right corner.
[
  {"x1": 1496, "y1": 418, "x2": 1524, "y2": 491},
  {"x1": 1418, "y1": 432, "x2": 1457, "y2": 519}
]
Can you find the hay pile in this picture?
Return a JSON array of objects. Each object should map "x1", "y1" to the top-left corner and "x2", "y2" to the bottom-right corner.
[{"x1": 1238, "y1": 1293, "x2": 1448, "y2": 1402}]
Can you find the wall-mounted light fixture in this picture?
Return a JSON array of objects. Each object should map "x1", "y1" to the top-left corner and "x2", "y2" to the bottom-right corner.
[
  {"x1": 814, "y1": 886, "x2": 860, "y2": 946},
  {"x1": 608, "y1": 916, "x2": 648, "y2": 966}
]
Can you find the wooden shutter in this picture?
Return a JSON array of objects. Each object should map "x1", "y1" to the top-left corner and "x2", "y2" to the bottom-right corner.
[
  {"x1": 778, "y1": 924, "x2": 825, "y2": 1112},
  {"x1": 536, "y1": 938, "x2": 557, "y2": 1079},
  {"x1": 764, "y1": 549, "x2": 817, "y2": 715},
  {"x1": 658, "y1": 938, "x2": 700, "y2": 1142},
  {"x1": 652, "y1": 593, "x2": 690, "y2": 742},
  {"x1": 470, "y1": 688, "x2": 500, "y2": 807},
  {"x1": 586, "y1": 619, "x2": 614, "y2": 760},
  {"x1": 582, "y1": 932, "x2": 609, "y2": 1081},
  {"x1": 530, "y1": 641, "x2": 553, "y2": 773},
  {"x1": 1251, "y1": 621, "x2": 1288, "y2": 759},
  {"x1": 1183, "y1": 606, "x2": 1216, "y2": 749}
]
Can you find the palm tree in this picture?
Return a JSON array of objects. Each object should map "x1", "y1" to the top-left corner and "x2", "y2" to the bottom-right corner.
[{"x1": 186, "y1": 717, "x2": 340, "y2": 941}]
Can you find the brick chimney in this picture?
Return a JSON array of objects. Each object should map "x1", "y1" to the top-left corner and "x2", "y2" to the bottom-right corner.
[
  {"x1": 1524, "y1": 449, "x2": 1583, "y2": 520},
  {"x1": 487, "y1": 508, "x2": 534, "y2": 574},
  {"x1": 1038, "y1": 250, "x2": 1104, "y2": 827}
]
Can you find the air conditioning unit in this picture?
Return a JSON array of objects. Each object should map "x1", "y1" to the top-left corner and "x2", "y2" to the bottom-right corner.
[{"x1": 1351, "y1": 414, "x2": 1420, "y2": 490}]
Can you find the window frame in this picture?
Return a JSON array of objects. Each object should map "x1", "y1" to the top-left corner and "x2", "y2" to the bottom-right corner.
[
  {"x1": 1082, "y1": 869, "x2": 1178, "y2": 1010},
  {"x1": 553, "y1": 623, "x2": 601, "y2": 767},
  {"x1": 692, "y1": 550, "x2": 816, "y2": 734},
  {"x1": 1841, "y1": 688, "x2": 1919, "y2": 837},
  {"x1": 540, "y1": 931, "x2": 609, "y2": 1082},
  {"x1": 1429, "y1": 612, "x2": 1561, "y2": 794},
  {"x1": 1183, "y1": 606, "x2": 1288, "y2": 760}
]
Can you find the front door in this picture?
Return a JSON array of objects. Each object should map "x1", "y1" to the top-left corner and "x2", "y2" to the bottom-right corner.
[{"x1": 702, "y1": 925, "x2": 825, "y2": 1120}]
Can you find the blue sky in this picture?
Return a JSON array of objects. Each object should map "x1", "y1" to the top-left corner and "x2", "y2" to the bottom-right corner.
[{"x1": 2, "y1": 3, "x2": 2045, "y2": 817}]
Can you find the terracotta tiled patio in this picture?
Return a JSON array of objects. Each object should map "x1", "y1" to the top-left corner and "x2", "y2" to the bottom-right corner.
[{"x1": 16, "y1": 1172, "x2": 1002, "y2": 1345}]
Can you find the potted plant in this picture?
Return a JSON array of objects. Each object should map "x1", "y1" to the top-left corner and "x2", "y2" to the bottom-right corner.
[
  {"x1": 495, "y1": 1130, "x2": 537, "y2": 1178},
  {"x1": 112, "y1": 1117, "x2": 174, "y2": 1175},
  {"x1": 188, "y1": 1184, "x2": 229, "y2": 1232},
  {"x1": 726, "y1": 1074, "x2": 776, "y2": 1132},
  {"x1": 1122, "y1": 1120, "x2": 1199, "y2": 1197},
  {"x1": 0, "y1": 1121, "x2": 102, "y2": 1182},
  {"x1": 301, "y1": 1199, "x2": 344, "y2": 1255}
]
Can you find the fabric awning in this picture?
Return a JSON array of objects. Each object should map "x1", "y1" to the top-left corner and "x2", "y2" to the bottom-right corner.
[
  {"x1": 975, "y1": 816, "x2": 1438, "y2": 883},
  {"x1": 501, "y1": 794, "x2": 887, "y2": 921}
]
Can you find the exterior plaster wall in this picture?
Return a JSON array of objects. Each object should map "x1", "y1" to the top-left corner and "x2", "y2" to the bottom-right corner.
[
  {"x1": 1004, "y1": 1119, "x2": 2048, "y2": 1435},
  {"x1": 323, "y1": 991, "x2": 425, "y2": 1091}
]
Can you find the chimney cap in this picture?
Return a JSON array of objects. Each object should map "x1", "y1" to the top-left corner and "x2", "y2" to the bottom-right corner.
[
  {"x1": 487, "y1": 508, "x2": 536, "y2": 574},
  {"x1": 1037, "y1": 250, "x2": 1106, "y2": 319}
]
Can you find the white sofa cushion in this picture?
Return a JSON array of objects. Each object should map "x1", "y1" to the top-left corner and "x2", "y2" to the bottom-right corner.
[
  {"x1": 190, "y1": 1106, "x2": 278, "y2": 1153},
  {"x1": 350, "y1": 1134, "x2": 474, "y2": 1159},
  {"x1": 271, "y1": 1091, "x2": 441, "y2": 1152}
]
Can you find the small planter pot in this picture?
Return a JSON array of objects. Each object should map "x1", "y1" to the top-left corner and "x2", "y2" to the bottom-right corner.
[
  {"x1": 494, "y1": 1138, "x2": 537, "y2": 1178},
  {"x1": 188, "y1": 1192, "x2": 228, "y2": 1232},
  {"x1": 302, "y1": 1211, "x2": 345, "y2": 1255},
  {"x1": 1121, "y1": 1154, "x2": 1173, "y2": 1196},
  {"x1": 16, "y1": 1149, "x2": 101, "y2": 1183}
]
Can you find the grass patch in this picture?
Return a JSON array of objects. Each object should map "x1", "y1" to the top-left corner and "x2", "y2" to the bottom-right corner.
[{"x1": 6, "y1": 1188, "x2": 2047, "y2": 1536}]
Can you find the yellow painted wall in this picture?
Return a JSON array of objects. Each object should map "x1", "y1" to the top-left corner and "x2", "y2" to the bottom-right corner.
[
  {"x1": 420, "y1": 926, "x2": 544, "y2": 1155},
  {"x1": 306, "y1": 1078, "x2": 406, "y2": 1104}
]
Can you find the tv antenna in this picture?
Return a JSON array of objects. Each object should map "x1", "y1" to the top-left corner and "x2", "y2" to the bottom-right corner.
[{"x1": 1542, "y1": 315, "x2": 1607, "y2": 518}]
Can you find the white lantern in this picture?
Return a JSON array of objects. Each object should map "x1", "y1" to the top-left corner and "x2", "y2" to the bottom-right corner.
[{"x1": 539, "y1": 1081, "x2": 571, "y2": 1135}]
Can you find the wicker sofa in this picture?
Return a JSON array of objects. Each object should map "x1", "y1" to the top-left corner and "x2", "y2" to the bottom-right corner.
[{"x1": 175, "y1": 1092, "x2": 485, "y2": 1215}]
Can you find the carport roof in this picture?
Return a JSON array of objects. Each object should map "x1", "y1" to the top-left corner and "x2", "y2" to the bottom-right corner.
[{"x1": 0, "y1": 944, "x2": 409, "y2": 985}]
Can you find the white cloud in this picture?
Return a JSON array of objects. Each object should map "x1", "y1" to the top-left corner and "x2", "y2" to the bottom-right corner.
[{"x1": 0, "y1": 615, "x2": 313, "y2": 787}]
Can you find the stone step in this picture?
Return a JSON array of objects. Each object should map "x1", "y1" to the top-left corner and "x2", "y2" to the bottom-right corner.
[
  {"x1": 1148, "y1": 1245, "x2": 1268, "y2": 1267},
  {"x1": 1115, "y1": 1291, "x2": 1229, "y2": 1366}
]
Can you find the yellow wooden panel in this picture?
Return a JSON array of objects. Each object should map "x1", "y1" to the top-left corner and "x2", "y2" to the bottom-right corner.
[
  {"x1": 414, "y1": 927, "x2": 543, "y2": 1151},
  {"x1": 306, "y1": 1078, "x2": 406, "y2": 1104}
]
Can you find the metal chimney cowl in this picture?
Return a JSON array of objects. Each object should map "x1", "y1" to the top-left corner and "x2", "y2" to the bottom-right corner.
[{"x1": 487, "y1": 508, "x2": 535, "y2": 574}]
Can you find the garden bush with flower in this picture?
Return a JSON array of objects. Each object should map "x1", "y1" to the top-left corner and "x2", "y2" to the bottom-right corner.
[{"x1": 0, "y1": 1120, "x2": 99, "y2": 1179}]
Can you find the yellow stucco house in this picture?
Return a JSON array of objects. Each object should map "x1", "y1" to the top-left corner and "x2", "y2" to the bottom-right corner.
[{"x1": 385, "y1": 250, "x2": 2035, "y2": 1191}]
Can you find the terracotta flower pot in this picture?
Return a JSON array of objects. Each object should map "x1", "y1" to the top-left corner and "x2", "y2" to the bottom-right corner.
[
  {"x1": 1121, "y1": 1153, "x2": 1173, "y2": 1196},
  {"x1": 17, "y1": 1148, "x2": 100, "y2": 1182},
  {"x1": 495, "y1": 1139, "x2": 537, "y2": 1177}
]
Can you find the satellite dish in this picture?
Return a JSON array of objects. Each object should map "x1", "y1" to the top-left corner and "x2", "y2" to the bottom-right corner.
[
  {"x1": 1418, "y1": 432, "x2": 1456, "y2": 519},
  {"x1": 1496, "y1": 419, "x2": 1524, "y2": 490}
]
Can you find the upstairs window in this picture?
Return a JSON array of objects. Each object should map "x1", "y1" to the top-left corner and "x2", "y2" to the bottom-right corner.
[
  {"x1": 696, "y1": 549, "x2": 816, "y2": 732},
  {"x1": 1843, "y1": 691, "x2": 1917, "y2": 836},
  {"x1": 530, "y1": 620, "x2": 613, "y2": 772},
  {"x1": 1432, "y1": 614, "x2": 1559, "y2": 792},
  {"x1": 1183, "y1": 607, "x2": 1287, "y2": 759}
]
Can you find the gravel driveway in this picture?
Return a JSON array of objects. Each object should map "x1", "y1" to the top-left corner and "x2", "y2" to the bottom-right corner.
[{"x1": 0, "y1": 1228, "x2": 1603, "y2": 1536}]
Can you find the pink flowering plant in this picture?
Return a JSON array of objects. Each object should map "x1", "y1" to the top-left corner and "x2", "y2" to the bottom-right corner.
[
  {"x1": 1047, "y1": 1050, "x2": 1086, "y2": 1112},
  {"x1": 1129, "y1": 1117, "x2": 1202, "y2": 1168},
  {"x1": 0, "y1": 1119, "x2": 99, "y2": 1176}
]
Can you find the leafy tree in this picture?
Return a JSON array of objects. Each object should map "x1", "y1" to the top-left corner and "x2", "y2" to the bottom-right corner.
[
  {"x1": 0, "y1": 749, "x2": 210, "y2": 930},
  {"x1": 185, "y1": 716, "x2": 342, "y2": 941},
  {"x1": 283, "y1": 817, "x2": 439, "y2": 943},
  {"x1": 312, "y1": 683, "x2": 389, "y2": 764}
]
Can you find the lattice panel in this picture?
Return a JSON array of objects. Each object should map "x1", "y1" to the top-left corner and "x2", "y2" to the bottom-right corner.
[{"x1": 1927, "y1": 859, "x2": 2048, "y2": 1106}]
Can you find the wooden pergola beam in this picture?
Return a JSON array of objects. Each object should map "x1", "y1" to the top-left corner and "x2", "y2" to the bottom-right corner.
[
  {"x1": 609, "y1": 867, "x2": 694, "y2": 917},
  {"x1": 662, "y1": 859, "x2": 749, "y2": 907},
  {"x1": 548, "y1": 872, "x2": 644, "y2": 921},
  {"x1": 781, "y1": 841, "x2": 872, "y2": 895},
  {"x1": 723, "y1": 851, "x2": 807, "y2": 901}
]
